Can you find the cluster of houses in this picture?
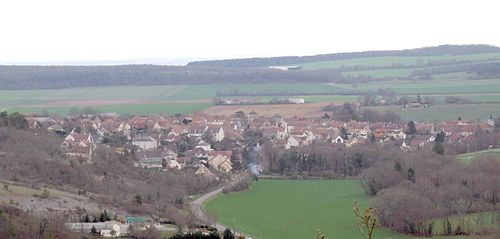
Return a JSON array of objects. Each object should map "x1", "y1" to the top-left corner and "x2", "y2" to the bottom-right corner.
[
  {"x1": 25, "y1": 111, "x2": 498, "y2": 176},
  {"x1": 65, "y1": 216, "x2": 171, "y2": 237}
]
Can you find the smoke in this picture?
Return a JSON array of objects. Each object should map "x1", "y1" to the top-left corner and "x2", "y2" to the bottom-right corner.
[
  {"x1": 248, "y1": 162, "x2": 260, "y2": 176},
  {"x1": 246, "y1": 143, "x2": 261, "y2": 177}
]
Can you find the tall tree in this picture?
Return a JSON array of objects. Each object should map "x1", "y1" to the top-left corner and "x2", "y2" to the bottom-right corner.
[{"x1": 407, "y1": 120, "x2": 417, "y2": 135}]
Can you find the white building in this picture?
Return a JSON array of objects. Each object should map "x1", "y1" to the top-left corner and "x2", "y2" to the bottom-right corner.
[
  {"x1": 288, "y1": 98, "x2": 305, "y2": 104},
  {"x1": 132, "y1": 136, "x2": 158, "y2": 150}
]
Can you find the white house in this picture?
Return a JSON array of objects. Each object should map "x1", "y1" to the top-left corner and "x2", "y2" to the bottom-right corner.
[
  {"x1": 333, "y1": 135, "x2": 345, "y2": 144},
  {"x1": 132, "y1": 136, "x2": 158, "y2": 150},
  {"x1": 287, "y1": 137, "x2": 300, "y2": 149},
  {"x1": 288, "y1": 98, "x2": 305, "y2": 104}
]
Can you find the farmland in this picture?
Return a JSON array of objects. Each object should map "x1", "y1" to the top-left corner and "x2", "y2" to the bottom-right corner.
[
  {"x1": 2, "y1": 49, "x2": 500, "y2": 117},
  {"x1": 363, "y1": 103, "x2": 500, "y2": 122},
  {"x1": 2, "y1": 79, "x2": 500, "y2": 118},
  {"x1": 205, "y1": 179, "x2": 469, "y2": 239},
  {"x1": 456, "y1": 149, "x2": 500, "y2": 164},
  {"x1": 297, "y1": 52, "x2": 500, "y2": 71}
]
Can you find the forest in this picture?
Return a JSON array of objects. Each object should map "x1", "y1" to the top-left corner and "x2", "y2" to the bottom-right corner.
[
  {"x1": 188, "y1": 44, "x2": 500, "y2": 68},
  {"x1": 2, "y1": 45, "x2": 500, "y2": 90},
  {"x1": 0, "y1": 65, "x2": 349, "y2": 90}
]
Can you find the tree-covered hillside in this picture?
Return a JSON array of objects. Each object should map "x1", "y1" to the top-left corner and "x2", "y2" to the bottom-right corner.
[{"x1": 187, "y1": 44, "x2": 500, "y2": 68}]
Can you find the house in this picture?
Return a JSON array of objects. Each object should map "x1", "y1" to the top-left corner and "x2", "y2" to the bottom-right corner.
[
  {"x1": 207, "y1": 126, "x2": 225, "y2": 142},
  {"x1": 189, "y1": 147, "x2": 209, "y2": 159},
  {"x1": 333, "y1": 135, "x2": 345, "y2": 144},
  {"x1": 288, "y1": 98, "x2": 305, "y2": 104},
  {"x1": 287, "y1": 137, "x2": 300, "y2": 148},
  {"x1": 135, "y1": 156, "x2": 164, "y2": 169},
  {"x1": 27, "y1": 117, "x2": 56, "y2": 129},
  {"x1": 65, "y1": 221, "x2": 129, "y2": 237},
  {"x1": 346, "y1": 121, "x2": 370, "y2": 140},
  {"x1": 262, "y1": 126, "x2": 287, "y2": 140},
  {"x1": 166, "y1": 159, "x2": 183, "y2": 170},
  {"x1": 132, "y1": 136, "x2": 158, "y2": 150},
  {"x1": 195, "y1": 164, "x2": 217, "y2": 180},
  {"x1": 195, "y1": 140, "x2": 212, "y2": 152},
  {"x1": 208, "y1": 151, "x2": 233, "y2": 173},
  {"x1": 61, "y1": 130, "x2": 95, "y2": 158},
  {"x1": 188, "y1": 125, "x2": 207, "y2": 138}
]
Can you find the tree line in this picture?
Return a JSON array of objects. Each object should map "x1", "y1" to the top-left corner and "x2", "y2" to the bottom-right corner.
[
  {"x1": 188, "y1": 45, "x2": 500, "y2": 68},
  {"x1": 0, "y1": 65, "x2": 363, "y2": 90}
]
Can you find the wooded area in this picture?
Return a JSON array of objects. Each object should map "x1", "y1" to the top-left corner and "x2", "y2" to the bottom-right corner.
[{"x1": 188, "y1": 45, "x2": 500, "y2": 67}]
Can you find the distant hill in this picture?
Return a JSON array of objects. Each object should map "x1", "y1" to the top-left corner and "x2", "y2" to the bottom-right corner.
[
  {"x1": 1, "y1": 44, "x2": 500, "y2": 90},
  {"x1": 187, "y1": 44, "x2": 500, "y2": 68}
]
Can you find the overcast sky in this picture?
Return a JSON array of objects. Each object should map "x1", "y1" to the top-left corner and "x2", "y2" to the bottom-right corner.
[{"x1": 0, "y1": 0, "x2": 499, "y2": 65}]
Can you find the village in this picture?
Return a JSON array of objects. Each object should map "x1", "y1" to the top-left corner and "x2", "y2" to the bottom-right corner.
[
  {"x1": 26, "y1": 109, "x2": 498, "y2": 173},
  {"x1": 16, "y1": 109, "x2": 498, "y2": 237}
]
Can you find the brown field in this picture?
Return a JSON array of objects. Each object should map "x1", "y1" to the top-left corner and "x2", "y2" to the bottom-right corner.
[{"x1": 200, "y1": 102, "x2": 330, "y2": 118}]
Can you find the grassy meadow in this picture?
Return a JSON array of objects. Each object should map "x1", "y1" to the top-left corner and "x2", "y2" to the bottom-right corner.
[
  {"x1": 205, "y1": 179, "x2": 470, "y2": 239},
  {"x1": 363, "y1": 104, "x2": 500, "y2": 122},
  {"x1": 456, "y1": 149, "x2": 500, "y2": 164},
  {"x1": 297, "y1": 52, "x2": 500, "y2": 70},
  {"x1": 205, "y1": 179, "x2": 400, "y2": 239}
]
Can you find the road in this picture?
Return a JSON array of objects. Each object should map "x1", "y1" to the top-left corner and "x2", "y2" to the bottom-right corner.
[{"x1": 189, "y1": 186, "x2": 251, "y2": 238}]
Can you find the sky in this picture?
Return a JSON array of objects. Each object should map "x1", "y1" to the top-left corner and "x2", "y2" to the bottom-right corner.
[{"x1": 0, "y1": 0, "x2": 499, "y2": 65}]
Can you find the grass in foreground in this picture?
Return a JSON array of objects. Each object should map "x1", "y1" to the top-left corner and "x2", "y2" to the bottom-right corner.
[{"x1": 205, "y1": 179, "x2": 408, "y2": 239}]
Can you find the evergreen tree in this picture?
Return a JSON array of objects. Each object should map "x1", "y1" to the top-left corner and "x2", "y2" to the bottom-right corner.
[
  {"x1": 370, "y1": 134, "x2": 376, "y2": 143},
  {"x1": 435, "y1": 131, "x2": 446, "y2": 143},
  {"x1": 83, "y1": 213, "x2": 90, "y2": 223},
  {"x1": 433, "y1": 142, "x2": 445, "y2": 155},
  {"x1": 133, "y1": 194, "x2": 142, "y2": 205},
  {"x1": 407, "y1": 120, "x2": 416, "y2": 135},
  {"x1": 223, "y1": 228, "x2": 234, "y2": 239},
  {"x1": 407, "y1": 168, "x2": 416, "y2": 183},
  {"x1": 394, "y1": 161, "x2": 402, "y2": 172}
]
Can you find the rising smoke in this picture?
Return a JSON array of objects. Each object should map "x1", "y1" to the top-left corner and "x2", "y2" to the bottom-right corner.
[{"x1": 246, "y1": 143, "x2": 261, "y2": 178}]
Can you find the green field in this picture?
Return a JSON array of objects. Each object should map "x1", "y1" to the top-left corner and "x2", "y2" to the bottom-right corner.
[
  {"x1": 205, "y1": 179, "x2": 470, "y2": 239},
  {"x1": 363, "y1": 104, "x2": 500, "y2": 122},
  {"x1": 297, "y1": 52, "x2": 500, "y2": 70},
  {"x1": 1, "y1": 78, "x2": 500, "y2": 116},
  {"x1": 7, "y1": 102, "x2": 213, "y2": 116},
  {"x1": 456, "y1": 149, "x2": 500, "y2": 164},
  {"x1": 206, "y1": 180, "x2": 405, "y2": 239}
]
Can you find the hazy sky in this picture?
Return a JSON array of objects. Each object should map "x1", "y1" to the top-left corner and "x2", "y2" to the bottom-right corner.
[{"x1": 1, "y1": 0, "x2": 499, "y2": 64}]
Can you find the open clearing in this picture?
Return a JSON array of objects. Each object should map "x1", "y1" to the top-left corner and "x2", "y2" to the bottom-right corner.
[
  {"x1": 200, "y1": 102, "x2": 330, "y2": 118},
  {"x1": 0, "y1": 180, "x2": 120, "y2": 216},
  {"x1": 363, "y1": 103, "x2": 500, "y2": 122},
  {"x1": 456, "y1": 149, "x2": 500, "y2": 164},
  {"x1": 205, "y1": 179, "x2": 398, "y2": 239},
  {"x1": 297, "y1": 52, "x2": 500, "y2": 70},
  {"x1": 205, "y1": 179, "x2": 468, "y2": 239}
]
